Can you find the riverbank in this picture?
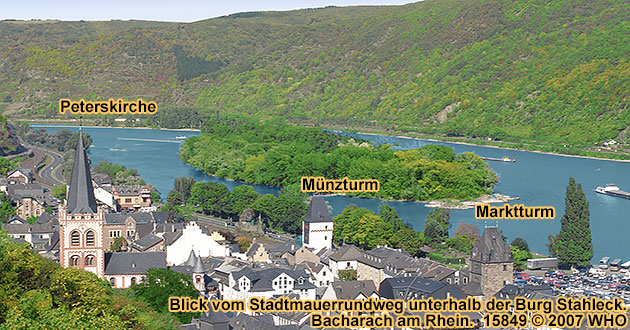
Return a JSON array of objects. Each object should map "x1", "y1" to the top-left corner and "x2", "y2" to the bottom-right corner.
[
  {"x1": 24, "y1": 119, "x2": 201, "y2": 132},
  {"x1": 424, "y1": 193, "x2": 520, "y2": 210},
  {"x1": 325, "y1": 125, "x2": 630, "y2": 163}
]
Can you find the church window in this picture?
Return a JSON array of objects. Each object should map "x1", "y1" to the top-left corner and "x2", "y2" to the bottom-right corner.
[
  {"x1": 463, "y1": 277, "x2": 468, "y2": 284},
  {"x1": 86, "y1": 231, "x2": 95, "y2": 246},
  {"x1": 196, "y1": 276, "x2": 202, "y2": 283},
  {"x1": 70, "y1": 255, "x2": 80, "y2": 266},
  {"x1": 110, "y1": 278, "x2": 116, "y2": 286},
  {"x1": 324, "y1": 236, "x2": 327, "y2": 240},
  {"x1": 503, "y1": 265, "x2": 507, "y2": 271},
  {"x1": 131, "y1": 277, "x2": 136, "y2": 285},
  {"x1": 85, "y1": 255, "x2": 95, "y2": 266},
  {"x1": 71, "y1": 231, "x2": 80, "y2": 246}
]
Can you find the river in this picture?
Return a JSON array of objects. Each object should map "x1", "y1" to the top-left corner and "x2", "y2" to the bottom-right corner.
[{"x1": 31, "y1": 124, "x2": 630, "y2": 262}]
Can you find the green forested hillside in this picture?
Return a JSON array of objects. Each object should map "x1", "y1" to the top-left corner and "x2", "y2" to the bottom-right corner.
[{"x1": 0, "y1": 0, "x2": 628, "y2": 149}]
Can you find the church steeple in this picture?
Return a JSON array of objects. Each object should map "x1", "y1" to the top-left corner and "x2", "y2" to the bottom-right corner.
[{"x1": 67, "y1": 130, "x2": 97, "y2": 214}]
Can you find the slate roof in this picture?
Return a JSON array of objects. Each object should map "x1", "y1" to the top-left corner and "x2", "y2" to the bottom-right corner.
[
  {"x1": 379, "y1": 276, "x2": 467, "y2": 300},
  {"x1": 131, "y1": 234, "x2": 163, "y2": 251},
  {"x1": 1, "y1": 222, "x2": 55, "y2": 235},
  {"x1": 230, "y1": 313, "x2": 299, "y2": 330},
  {"x1": 302, "y1": 197, "x2": 333, "y2": 223},
  {"x1": 35, "y1": 212, "x2": 57, "y2": 226},
  {"x1": 92, "y1": 172, "x2": 111, "y2": 186},
  {"x1": 67, "y1": 132, "x2": 98, "y2": 214},
  {"x1": 470, "y1": 226, "x2": 513, "y2": 263},
  {"x1": 151, "y1": 211, "x2": 169, "y2": 224},
  {"x1": 163, "y1": 231, "x2": 182, "y2": 246},
  {"x1": 113, "y1": 185, "x2": 150, "y2": 196},
  {"x1": 461, "y1": 280, "x2": 483, "y2": 296},
  {"x1": 494, "y1": 284, "x2": 554, "y2": 299},
  {"x1": 104, "y1": 251, "x2": 166, "y2": 275},
  {"x1": 104, "y1": 212, "x2": 153, "y2": 224},
  {"x1": 231, "y1": 267, "x2": 315, "y2": 292},
  {"x1": 329, "y1": 244, "x2": 364, "y2": 261},
  {"x1": 329, "y1": 280, "x2": 377, "y2": 299}
]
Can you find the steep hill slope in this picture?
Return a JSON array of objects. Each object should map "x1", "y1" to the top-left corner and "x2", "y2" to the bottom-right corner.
[{"x1": 0, "y1": 0, "x2": 628, "y2": 148}]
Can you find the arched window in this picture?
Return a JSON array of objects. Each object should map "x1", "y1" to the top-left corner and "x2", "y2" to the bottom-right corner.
[
  {"x1": 110, "y1": 278, "x2": 116, "y2": 286},
  {"x1": 196, "y1": 275, "x2": 202, "y2": 283},
  {"x1": 85, "y1": 255, "x2": 95, "y2": 266},
  {"x1": 71, "y1": 231, "x2": 80, "y2": 246},
  {"x1": 131, "y1": 277, "x2": 136, "y2": 285},
  {"x1": 85, "y1": 231, "x2": 95, "y2": 246},
  {"x1": 70, "y1": 255, "x2": 80, "y2": 266}
]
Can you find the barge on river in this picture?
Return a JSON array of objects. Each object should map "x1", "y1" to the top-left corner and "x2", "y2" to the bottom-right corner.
[
  {"x1": 480, "y1": 156, "x2": 516, "y2": 162},
  {"x1": 596, "y1": 184, "x2": 630, "y2": 199}
]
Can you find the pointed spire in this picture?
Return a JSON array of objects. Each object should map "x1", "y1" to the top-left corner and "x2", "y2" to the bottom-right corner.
[
  {"x1": 193, "y1": 254, "x2": 205, "y2": 274},
  {"x1": 185, "y1": 250, "x2": 197, "y2": 266},
  {"x1": 67, "y1": 132, "x2": 98, "y2": 214},
  {"x1": 303, "y1": 196, "x2": 333, "y2": 223}
]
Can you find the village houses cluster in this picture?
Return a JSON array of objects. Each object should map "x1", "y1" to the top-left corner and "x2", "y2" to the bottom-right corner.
[{"x1": 1, "y1": 132, "x2": 547, "y2": 330}]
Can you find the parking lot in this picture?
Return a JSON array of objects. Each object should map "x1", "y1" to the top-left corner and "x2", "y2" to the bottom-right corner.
[{"x1": 514, "y1": 266, "x2": 630, "y2": 303}]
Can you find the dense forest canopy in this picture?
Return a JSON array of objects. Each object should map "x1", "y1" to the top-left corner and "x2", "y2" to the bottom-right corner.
[
  {"x1": 0, "y1": 0, "x2": 627, "y2": 155},
  {"x1": 180, "y1": 116, "x2": 497, "y2": 201}
]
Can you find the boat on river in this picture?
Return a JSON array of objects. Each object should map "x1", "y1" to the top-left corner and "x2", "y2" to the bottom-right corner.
[
  {"x1": 595, "y1": 184, "x2": 630, "y2": 199},
  {"x1": 174, "y1": 136, "x2": 187, "y2": 140},
  {"x1": 480, "y1": 156, "x2": 516, "y2": 162}
]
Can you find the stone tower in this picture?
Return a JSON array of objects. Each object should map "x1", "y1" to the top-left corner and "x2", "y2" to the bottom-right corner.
[
  {"x1": 59, "y1": 130, "x2": 106, "y2": 278},
  {"x1": 469, "y1": 226, "x2": 513, "y2": 299},
  {"x1": 302, "y1": 197, "x2": 333, "y2": 253}
]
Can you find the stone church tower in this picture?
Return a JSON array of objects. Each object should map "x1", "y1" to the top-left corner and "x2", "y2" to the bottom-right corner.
[
  {"x1": 469, "y1": 226, "x2": 513, "y2": 299},
  {"x1": 59, "y1": 130, "x2": 106, "y2": 278}
]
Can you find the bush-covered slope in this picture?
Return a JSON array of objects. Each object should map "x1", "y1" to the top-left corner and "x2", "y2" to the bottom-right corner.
[{"x1": 0, "y1": 0, "x2": 628, "y2": 148}]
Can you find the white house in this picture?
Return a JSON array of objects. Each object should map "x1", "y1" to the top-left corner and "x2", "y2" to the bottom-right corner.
[
  {"x1": 302, "y1": 197, "x2": 333, "y2": 253},
  {"x1": 328, "y1": 244, "x2": 364, "y2": 279},
  {"x1": 166, "y1": 221, "x2": 228, "y2": 265},
  {"x1": 222, "y1": 267, "x2": 317, "y2": 312},
  {"x1": 305, "y1": 261, "x2": 334, "y2": 288}
]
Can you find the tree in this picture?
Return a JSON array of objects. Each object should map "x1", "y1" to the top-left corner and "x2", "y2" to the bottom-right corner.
[
  {"x1": 338, "y1": 269, "x2": 357, "y2": 281},
  {"x1": 187, "y1": 182, "x2": 229, "y2": 215},
  {"x1": 511, "y1": 246, "x2": 533, "y2": 270},
  {"x1": 235, "y1": 236, "x2": 252, "y2": 253},
  {"x1": 511, "y1": 238, "x2": 530, "y2": 252},
  {"x1": 110, "y1": 237, "x2": 125, "y2": 252},
  {"x1": 223, "y1": 185, "x2": 258, "y2": 217},
  {"x1": 424, "y1": 208, "x2": 450, "y2": 245},
  {"x1": 52, "y1": 184, "x2": 67, "y2": 200},
  {"x1": 130, "y1": 268, "x2": 200, "y2": 323},
  {"x1": 168, "y1": 177, "x2": 195, "y2": 206},
  {"x1": 252, "y1": 194, "x2": 278, "y2": 223},
  {"x1": 0, "y1": 192, "x2": 15, "y2": 223},
  {"x1": 271, "y1": 187, "x2": 308, "y2": 234},
  {"x1": 379, "y1": 204, "x2": 406, "y2": 232},
  {"x1": 389, "y1": 227, "x2": 424, "y2": 256},
  {"x1": 548, "y1": 177, "x2": 593, "y2": 267}
]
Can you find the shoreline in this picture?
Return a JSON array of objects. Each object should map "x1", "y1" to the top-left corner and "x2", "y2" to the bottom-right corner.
[
  {"x1": 27, "y1": 122, "x2": 201, "y2": 132},
  {"x1": 332, "y1": 128, "x2": 630, "y2": 164}
]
